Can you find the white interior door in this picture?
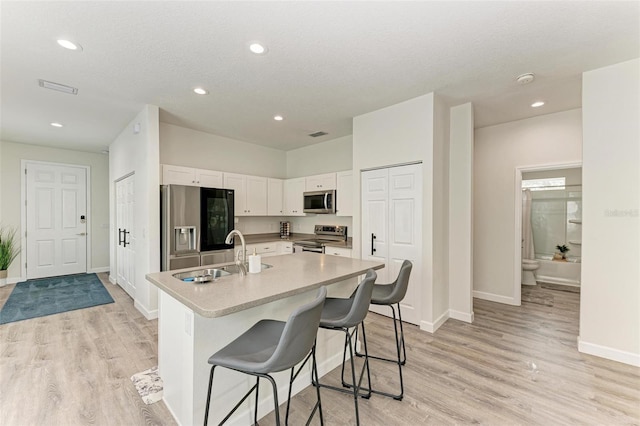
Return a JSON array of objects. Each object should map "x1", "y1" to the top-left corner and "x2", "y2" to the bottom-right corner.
[
  {"x1": 116, "y1": 175, "x2": 135, "y2": 298},
  {"x1": 362, "y1": 164, "x2": 422, "y2": 325},
  {"x1": 362, "y1": 168, "x2": 389, "y2": 282},
  {"x1": 26, "y1": 162, "x2": 87, "y2": 279}
]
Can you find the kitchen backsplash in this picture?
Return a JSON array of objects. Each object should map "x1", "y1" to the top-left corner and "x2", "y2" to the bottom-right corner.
[{"x1": 236, "y1": 216, "x2": 352, "y2": 236}]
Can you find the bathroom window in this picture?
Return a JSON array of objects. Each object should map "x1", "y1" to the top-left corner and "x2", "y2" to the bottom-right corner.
[{"x1": 522, "y1": 177, "x2": 565, "y2": 191}]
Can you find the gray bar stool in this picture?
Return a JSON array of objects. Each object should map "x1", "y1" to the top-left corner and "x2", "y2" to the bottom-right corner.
[
  {"x1": 204, "y1": 286, "x2": 327, "y2": 426},
  {"x1": 354, "y1": 259, "x2": 412, "y2": 400},
  {"x1": 312, "y1": 270, "x2": 376, "y2": 426}
]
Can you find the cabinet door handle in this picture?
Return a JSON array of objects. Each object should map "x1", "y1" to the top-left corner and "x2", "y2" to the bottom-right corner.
[{"x1": 371, "y1": 233, "x2": 376, "y2": 255}]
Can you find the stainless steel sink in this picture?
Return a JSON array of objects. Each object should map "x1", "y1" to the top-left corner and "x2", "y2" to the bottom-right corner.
[
  {"x1": 173, "y1": 268, "x2": 231, "y2": 283},
  {"x1": 173, "y1": 263, "x2": 272, "y2": 283},
  {"x1": 222, "y1": 263, "x2": 273, "y2": 274}
]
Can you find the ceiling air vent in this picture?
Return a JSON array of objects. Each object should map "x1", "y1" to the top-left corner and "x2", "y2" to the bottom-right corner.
[
  {"x1": 38, "y1": 79, "x2": 78, "y2": 95},
  {"x1": 308, "y1": 131, "x2": 328, "y2": 138}
]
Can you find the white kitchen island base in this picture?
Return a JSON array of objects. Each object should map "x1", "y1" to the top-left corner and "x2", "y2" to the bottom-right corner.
[{"x1": 154, "y1": 264, "x2": 372, "y2": 425}]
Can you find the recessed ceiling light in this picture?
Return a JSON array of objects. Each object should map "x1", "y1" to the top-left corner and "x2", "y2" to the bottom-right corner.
[
  {"x1": 273, "y1": 115, "x2": 284, "y2": 121},
  {"x1": 50, "y1": 122, "x2": 63, "y2": 128},
  {"x1": 193, "y1": 87, "x2": 208, "y2": 95},
  {"x1": 531, "y1": 101, "x2": 545, "y2": 108},
  {"x1": 249, "y1": 43, "x2": 267, "y2": 54},
  {"x1": 516, "y1": 73, "x2": 535, "y2": 85},
  {"x1": 57, "y1": 39, "x2": 82, "y2": 51}
]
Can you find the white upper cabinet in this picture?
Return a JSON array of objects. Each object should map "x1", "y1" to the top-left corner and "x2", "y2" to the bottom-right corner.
[
  {"x1": 224, "y1": 173, "x2": 267, "y2": 216},
  {"x1": 162, "y1": 164, "x2": 223, "y2": 187},
  {"x1": 267, "y1": 178, "x2": 284, "y2": 216},
  {"x1": 197, "y1": 169, "x2": 224, "y2": 188},
  {"x1": 336, "y1": 170, "x2": 353, "y2": 217},
  {"x1": 305, "y1": 173, "x2": 336, "y2": 191},
  {"x1": 245, "y1": 175, "x2": 268, "y2": 216},
  {"x1": 283, "y1": 177, "x2": 306, "y2": 216}
]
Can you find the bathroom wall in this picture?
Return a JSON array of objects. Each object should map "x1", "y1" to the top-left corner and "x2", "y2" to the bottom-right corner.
[
  {"x1": 523, "y1": 168, "x2": 582, "y2": 260},
  {"x1": 474, "y1": 109, "x2": 582, "y2": 304}
]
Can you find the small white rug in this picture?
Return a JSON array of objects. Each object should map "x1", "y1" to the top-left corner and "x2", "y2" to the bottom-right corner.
[{"x1": 131, "y1": 366, "x2": 163, "y2": 405}]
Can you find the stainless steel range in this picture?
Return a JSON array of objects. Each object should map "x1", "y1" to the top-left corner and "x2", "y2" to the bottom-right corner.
[{"x1": 293, "y1": 225, "x2": 347, "y2": 254}]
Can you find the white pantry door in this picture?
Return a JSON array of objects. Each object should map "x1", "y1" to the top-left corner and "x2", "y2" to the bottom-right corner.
[
  {"x1": 26, "y1": 162, "x2": 87, "y2": 279},
  {"x1": 362, "y1": 163, "x2": 422, "y2": 325},
  {"x1": 116, "y1": 175, "x2": 136, "y2": 298}
]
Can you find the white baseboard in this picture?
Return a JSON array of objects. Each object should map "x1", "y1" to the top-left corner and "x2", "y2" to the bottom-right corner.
[
  {"x1": 134, "y1": 300, "x2": 158, "y2": 320},
  {"x1": 473, "y1": 290, "x2": 519, "y2": 306},
  {"x1": 3, "y1": 276, "x2": 23, "y2": 285},
  {"x1": 90, "y1": 266, "x2": 110, "y2": 274},
  {"x1": 108, "y1": 275, "x2": 117, "y2": 284},
  {"x1": 578, "y1": 338, "x2": 640, "y2": 367},
  {"x1": 420, "y1": 310, "x2": 449, "y2": 333},
  {"x1": 449, "y1": 309, "x2": 474, "y2": 323}
]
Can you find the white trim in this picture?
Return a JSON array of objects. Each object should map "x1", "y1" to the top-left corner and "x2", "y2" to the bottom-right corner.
[
  {"x1": 514, "y1": 161, "x2": 582, "y2": 307},
  {"x1": 21, "y1": 160, "x2": 92, "y2": 279},
  {"x1": 90, "y1": 266, "x2": 110, "y2": 274},
  {"x1": 135, "y1": 300, "x2": 158, "y2": 320},
  {"x1": 473, "y1": 290, "x2": 519, "y2": 306},
  {"x1": 578, "y1": 338, "x2": 640, "y2": 367},
  {"x1": 108, "y1": 275, "x2": 117, "y2": 284},
  {"x1": 420, "y1": 311, "x2": 449, "y2": 333},
  {"x1": 449, "y1": 309, "x2": 474, "y2": 323}
]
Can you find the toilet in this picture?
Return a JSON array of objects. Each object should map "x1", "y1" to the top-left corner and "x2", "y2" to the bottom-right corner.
[{"x1": 522, "y1": 259, "x2": 540, "y2": 286}]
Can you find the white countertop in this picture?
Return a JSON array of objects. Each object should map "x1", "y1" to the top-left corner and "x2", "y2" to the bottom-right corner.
[{"x1": 146, "y1": 253, "x2": 383, "y2": 318}]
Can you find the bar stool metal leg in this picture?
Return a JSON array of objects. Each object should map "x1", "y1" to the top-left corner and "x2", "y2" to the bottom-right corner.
[
  {"x1": 313, "y1": 324, "x2": 371, "y2": 425},
  {"x1": 352, "y1": 303, "x2": 406, "y2": 400}
]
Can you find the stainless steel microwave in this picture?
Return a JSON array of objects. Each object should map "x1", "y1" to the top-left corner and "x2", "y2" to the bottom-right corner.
[{"x1": 303, "y1": 190, "x2": 336, "y2": 214}]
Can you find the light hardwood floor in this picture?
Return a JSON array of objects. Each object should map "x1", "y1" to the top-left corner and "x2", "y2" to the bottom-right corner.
[{"x1": 1, "y1": 276, "x2": 638, "y2": 425}]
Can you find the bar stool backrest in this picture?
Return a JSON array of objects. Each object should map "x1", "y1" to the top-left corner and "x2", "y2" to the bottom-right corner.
[
  {"x1": 341, "y1": 269, "x2": 377, "y2": 328},
  {"x1": 267, "y1": 286, "x2": 327, "y2": 373},
  {"x1": 385, "y1": 260, "x2": 413, "y2": 304}
]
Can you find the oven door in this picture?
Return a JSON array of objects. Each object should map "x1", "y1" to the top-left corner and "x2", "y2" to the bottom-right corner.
[{"x1": 293, "y1": 243, "x2": 325, "y2": 254}]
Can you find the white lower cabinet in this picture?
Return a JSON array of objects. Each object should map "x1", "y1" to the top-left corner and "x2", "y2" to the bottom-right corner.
[
  {"x1": 325, "y1": 247, "x2": 352, "y2": 257},
  {"x1": 245, "y1": 242, "x2": 278, "y2": 258},
  {"x1": 278, "y1": 241, "x2": 294, "y2": 255}
]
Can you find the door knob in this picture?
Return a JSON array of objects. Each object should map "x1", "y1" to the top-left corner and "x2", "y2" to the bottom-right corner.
[{"x1": 77, "y1": 232, "x2": 87, "y2": 236}]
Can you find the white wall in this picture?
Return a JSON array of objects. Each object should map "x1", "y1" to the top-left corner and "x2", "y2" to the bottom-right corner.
[
  {"x1": 580, "y1": 58, "x2": 640, "y2": 366},
  {"x1": 109, "y1": 105, "x2": 160, "y2": 319},
  {"x1": 0, "y1": 140, "x2": 110, "y2": 281},
  {"x1": 353, "y1": 92, "x2": 450, "y2": 332},
  {"x1": 448, "y1": 103, "x2": 474, "y2": 322},
  {"x1": 286, "y1": 135, "x2": 353, "y2": 178},
  {"x1": 432, "y1": 94, "x2": 450, "y2": 326},
  {"x1": 160, "y1": 123, "x2": 286, "y2": 178},
  {"x1": 474, "y1": 109, "x2": 582, "y2": 304}
]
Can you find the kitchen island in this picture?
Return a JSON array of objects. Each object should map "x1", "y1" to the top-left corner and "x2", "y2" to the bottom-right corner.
[{"x1": 146, "y1": 253, "x2": 383, "y2": 426}]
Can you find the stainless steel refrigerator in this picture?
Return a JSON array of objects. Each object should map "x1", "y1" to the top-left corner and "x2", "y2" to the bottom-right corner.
[{"x1": 160, "y1": 185, "x2": 235, "y2": 271}]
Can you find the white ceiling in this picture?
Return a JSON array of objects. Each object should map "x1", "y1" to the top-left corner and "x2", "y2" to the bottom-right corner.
[{"x1": 1, "y1": 1, "x2": 638, "y2": 153}]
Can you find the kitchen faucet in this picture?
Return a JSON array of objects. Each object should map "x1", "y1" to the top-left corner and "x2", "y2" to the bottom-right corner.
[{"x1": 225, "y1": 229, "x2": 247, "y2": 276}]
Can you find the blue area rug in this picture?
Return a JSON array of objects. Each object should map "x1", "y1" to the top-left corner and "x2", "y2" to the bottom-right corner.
[{"x1": 0, "y1": 273, "x2": 114, "y2": 325}]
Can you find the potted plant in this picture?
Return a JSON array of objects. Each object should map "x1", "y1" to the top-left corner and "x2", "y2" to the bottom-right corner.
[
  {"x1": 554, "y1": 244, "x2": 570, "y2": 261},
  {"x1": 0, "y1": 226, "x2": 20, "y2": 286}
]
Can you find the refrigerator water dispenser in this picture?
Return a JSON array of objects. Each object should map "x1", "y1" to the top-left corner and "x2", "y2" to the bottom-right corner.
[{"x1": 174, "y1": 226, "x2": 197, "y2": 253}]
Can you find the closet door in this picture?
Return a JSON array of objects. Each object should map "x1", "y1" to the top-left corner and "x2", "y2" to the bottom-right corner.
[{"x1": 361, "y1": 164, "x2": 422, "y2": 325}]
